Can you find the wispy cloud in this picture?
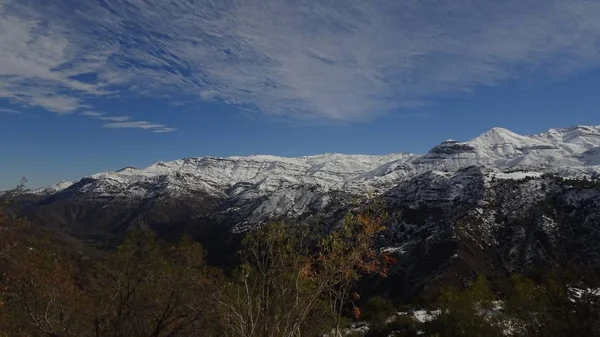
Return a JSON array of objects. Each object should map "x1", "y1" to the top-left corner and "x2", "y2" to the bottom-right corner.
[
  {"x1": 200, "y1": 90, "x2": 220, "y2": 101},
  {"x1": 87, "y1": 113, "x2": 173, "y2": 132},
  {"x1": 103, "y1": 121, "x2": 175, "y2": 133},
  {"x1": 0, "y1": 107, "x2": 21, "y2": 114},
  {"x1": 2, "y1": 0, "x2": 600, "y2": 122},
  {"x1": 78, "y1": 111, "x2": 171, "y2": 132},
  {"x1": 80, "y1": 111, "x2": 103, "y2": 117},
  {"x1": 98, "y1": 116, "x2": 131, "y2": 122},
  {"x1": 152, "y1": 127, "x2": 177, "y2": 133},
  {"x1": 0, "y1": 7, "x2": 103, "y2": 114}
]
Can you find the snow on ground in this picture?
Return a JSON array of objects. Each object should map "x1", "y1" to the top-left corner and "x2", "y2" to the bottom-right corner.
[
  {"x1": 408, "y1": 309, "x2": 439, "y2": 323},
  {"x1": 381, "y1": 241, "x2": 416, "y2": 255},
  {"x1": 569, "y1": 286, "x2": 600, "y2": 302}
]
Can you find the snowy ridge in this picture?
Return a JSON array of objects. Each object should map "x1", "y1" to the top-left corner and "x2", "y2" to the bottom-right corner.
[
  {"x1": 31, "y1": 181, "x2": 74, "y2": 195},
  {"x1": 39, "y1": 125, "x2": 600, "y2": 202}
]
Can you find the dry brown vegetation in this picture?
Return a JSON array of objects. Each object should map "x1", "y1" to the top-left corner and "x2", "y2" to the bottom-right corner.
[{"x1": 1, "y1": 187, "x2": 393, "y2": 337}]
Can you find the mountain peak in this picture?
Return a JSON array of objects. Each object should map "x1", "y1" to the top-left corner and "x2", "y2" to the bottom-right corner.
[
  {"x1": 467, "y1": 127, "x2": 536, "y2": 152},
  {"x1": 481, "y1": 126, "x2": 519, "y2": 138}
]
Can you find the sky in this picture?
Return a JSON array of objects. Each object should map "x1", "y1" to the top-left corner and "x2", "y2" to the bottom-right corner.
[{"x1": 1, "y1": 0, "x2": 600, "y2": 190}]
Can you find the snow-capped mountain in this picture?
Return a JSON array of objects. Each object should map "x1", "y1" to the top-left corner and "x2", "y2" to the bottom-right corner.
[
  {"x1": 19, "y1": 125, "x2": 600, "y2": 299},
  {"x1": 24, "y1": 125, "x2": 600, "y2": 232},
  {"x1": 416, "y1": 126, "x2": 600, "y2": 173},
  {"x1": 38, "y1": 125, "x2": 600, "y2": 205}
]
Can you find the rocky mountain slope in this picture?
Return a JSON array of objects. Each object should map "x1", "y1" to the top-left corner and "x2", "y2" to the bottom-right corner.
[{"x1": 19, "y1": 125, "x2": 600, "y2": 299}]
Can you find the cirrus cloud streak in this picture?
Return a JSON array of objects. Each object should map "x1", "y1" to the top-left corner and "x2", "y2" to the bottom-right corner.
[{"x1": 2, "y1": 0, "x2": 600, "y2": 123}]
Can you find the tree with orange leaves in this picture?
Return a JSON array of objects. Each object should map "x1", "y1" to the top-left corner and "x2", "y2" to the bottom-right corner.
[
  {"x1": 217, "y1": 197, "x2": 397, "y2": 337},
  {"x1": 311, "y1": 199, "x2": 397, "y2": 335}
]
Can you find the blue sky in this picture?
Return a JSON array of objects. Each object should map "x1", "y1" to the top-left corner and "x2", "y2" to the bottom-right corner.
[{"x1": 1, "y1": 0, "x2": 600, "y2": 189}]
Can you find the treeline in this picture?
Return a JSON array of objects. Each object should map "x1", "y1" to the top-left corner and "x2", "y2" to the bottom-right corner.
[
  {"x1": 540, "y1": 173, "x2": 600, "y2": 188},
  {"x1": 0, "y1": 196, "x2": 396, "y2": 337}
]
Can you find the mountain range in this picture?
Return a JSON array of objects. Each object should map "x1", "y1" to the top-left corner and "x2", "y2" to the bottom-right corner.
[{"x1": 17, "y1": 125, "x2": 600, "y2": 300}]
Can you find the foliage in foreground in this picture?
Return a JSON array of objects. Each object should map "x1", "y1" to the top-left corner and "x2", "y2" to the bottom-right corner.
[
  {"x1": 2, "y1": 184, "x2": 600, "y2": 337},
  {"x1": 1, "y1": 189, "x2": 394, "y2": 336},
  {"x1": 357, "y1": 272, "x2": 600, "y2": 337},
  {"x1": 1, "y1": 228, "x2": 222, "y2": 337}
]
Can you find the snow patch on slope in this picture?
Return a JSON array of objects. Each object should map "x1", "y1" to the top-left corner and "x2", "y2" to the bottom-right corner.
[{"x1": 31, "y1": 181, "x2": 74, "y2": 195}]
